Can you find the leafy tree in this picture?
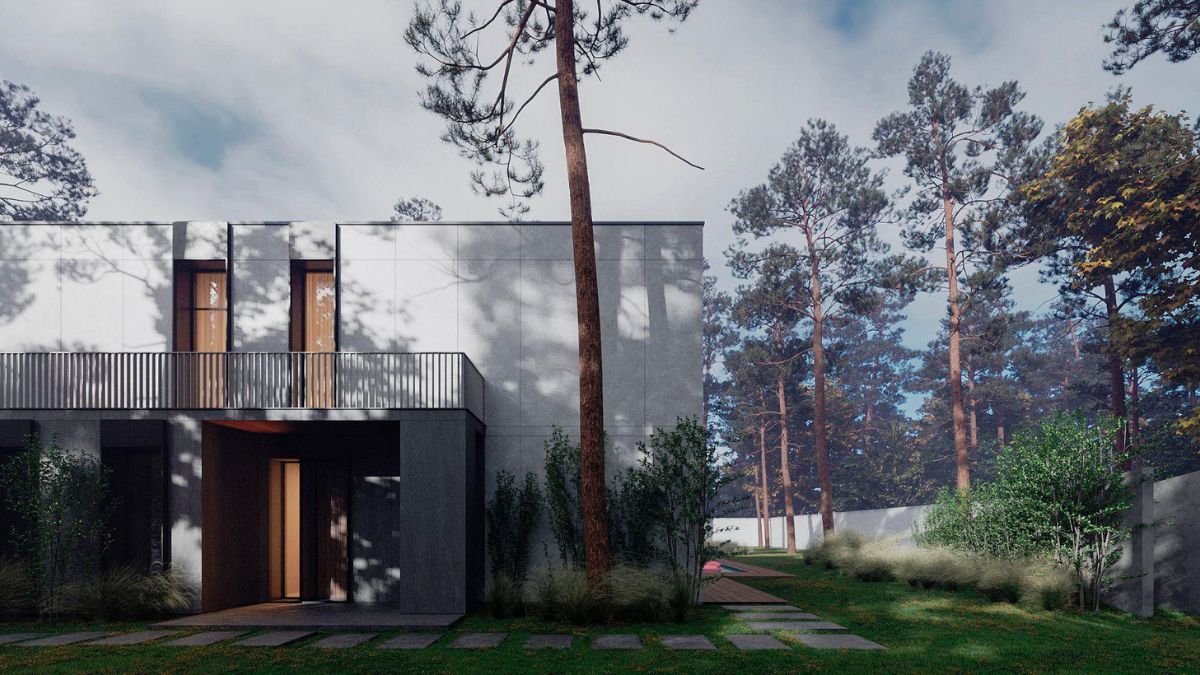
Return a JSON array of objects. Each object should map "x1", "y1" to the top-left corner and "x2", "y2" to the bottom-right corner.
[
  {"x1": 701, "y1": 263, "x2": 736, "y2": 432},
  {"x1": 1021, "y1": 95, "x2": 1199, "y2": 446},
  {"x1": 391, "y1": 196, "x2": 443, "y2": 221},
  {"x1": 728, "y1": 119, "x2": 897, "y2": 532},
  {"x1": 1104, "y1": 0, "x2": 1200, "y2": 74},
  {"x1": 874, "y1": 51, "x2": 1042, "y2": 491},
  {"x1": 406, "y1": 0, "x2": 703, "y2": 587},
  {"x1": 0, "y1": 434, "x2": 111, "y2": 620},
  {"x1": 1, "y1": 80, "x2": 96, "y2": 220}
]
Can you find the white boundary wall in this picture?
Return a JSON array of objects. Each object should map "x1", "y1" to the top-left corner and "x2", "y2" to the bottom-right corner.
[{"x1": 715, "y1": 504, "x2": 932, "y2": 550}]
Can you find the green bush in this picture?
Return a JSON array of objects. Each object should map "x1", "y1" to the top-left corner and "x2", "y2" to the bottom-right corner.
[
  {"x1": 893, "y1": 547, "x2": 979, "y2": 591},
  {"x1": 1021, "y1": 565, "x2": 1077, "y2": 610},
  {"x1": 667, "y1": 571, "x2": 694, "y2": 623},
  {"x1": 485, "y1": 572, "x2": 526, "y2": 618},
  {"x1": 0, "y1": 558, "x2": 33, "y2": 616},
  {"x1": 72, "y1": 565, "x2": 197, "y2": 619},
  {"x1": 609, "y1": 564, "x2": 669, "y2": 623},
  {"x1": 533, "y1": 565, "x2": 608, "y2": 625},
  {"x1": 486, "y1": 470, "x2": 542, "y2": 584},
  {"x1": 976, "y1": 559, "x2": 1025, "y2": 603}
]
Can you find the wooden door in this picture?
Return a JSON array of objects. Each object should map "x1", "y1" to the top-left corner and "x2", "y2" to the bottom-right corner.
[{"x1": 303, "y1": 271, "x2": 335, "y2": 406}]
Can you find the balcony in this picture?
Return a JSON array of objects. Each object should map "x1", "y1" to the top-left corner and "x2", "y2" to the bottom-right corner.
[{"x1": 0, "y1": 352, "x2": 484, "y2": 418}]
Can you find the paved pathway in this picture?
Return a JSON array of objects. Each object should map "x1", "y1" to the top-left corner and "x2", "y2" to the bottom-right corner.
[{"x1": 729, "y1": 603, "x2": 886, "y2": 651}]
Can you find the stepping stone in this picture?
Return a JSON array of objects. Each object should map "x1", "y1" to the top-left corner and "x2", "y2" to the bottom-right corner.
[
  {"x1": 593, "y1": 634, "x2": 642, "y2": 650},
  {"x1": 736, "y1": 612, "x2": 821, "y2": 620},
  {"x1": 792, "y1": 633, "x2": 885, "y2": 650},
  {"x1": 163, "y1": 631, "x2": 246, "y2": 647},
  {"x1": 380, "y1": 633, "x2": 442, "y2": 650},
  {"x1": 524, "y1": 634, "x2": 572, "y2": 649},
  {"x1": 89, "y1": 631, "x2": 177, "y2": 646},
  {"x1": 310, "y1": 633, "x2": 375, "y2": 649},
  {"x1": 747, "y1": 621, "x2": 845, "y2": 631},
  {"x1": 0, "y1": 634, "x2": 42, "y2": 646},
  {"x1": 722, "y1": 604, "x2": 801, "y2": 612},
  {"x1": 727, "y1": 634, "x2": 789, "y2": 650},
  {"x1": 17, "y1": 632, "x2": 109, "y2": 646},
  {"x1": 660, "y1": 634, "x2": 716, "y2": 651},
  {"x1": 449, "y1": 632, "x2": 507, "y2": 649},
  {"x1": 235, "y1": 631, "x2": 313, "y2": 647}
]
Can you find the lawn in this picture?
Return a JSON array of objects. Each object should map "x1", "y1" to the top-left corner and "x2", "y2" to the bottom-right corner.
[{"x1": 0, "y1": 553, "x2": 1196, "y2": 674}]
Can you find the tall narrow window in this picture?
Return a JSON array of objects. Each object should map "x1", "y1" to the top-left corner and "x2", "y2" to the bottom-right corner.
[
  {"x1": 174, "y1": 262, "x2": 228, "y2": 406},
  {"x1": 291, "y1": 262, "x2": 335, "y2": 406}
]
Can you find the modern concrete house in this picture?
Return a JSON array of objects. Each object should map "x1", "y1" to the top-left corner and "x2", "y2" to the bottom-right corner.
[{"x1": 0, "y1": 221, "x2": 702, "y2": 619}]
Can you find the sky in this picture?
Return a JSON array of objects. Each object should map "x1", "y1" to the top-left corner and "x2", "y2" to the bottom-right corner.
[{"x1": 1, "y1": 0, "x2": 1197, "y2": 356}]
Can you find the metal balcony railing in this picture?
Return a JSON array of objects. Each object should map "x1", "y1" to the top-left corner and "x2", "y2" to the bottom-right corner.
[{"x1": 0, "y1": 352, "x2": 484, "y2": 418}]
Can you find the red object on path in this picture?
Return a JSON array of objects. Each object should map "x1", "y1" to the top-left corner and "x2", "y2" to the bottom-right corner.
[{"x1": 703, "y1": 560, "x2": 721, "y2": 574}]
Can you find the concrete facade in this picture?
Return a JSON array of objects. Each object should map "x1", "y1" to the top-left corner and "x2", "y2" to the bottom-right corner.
[{"x1": 0, "y1": 221, "x2": 703, "y2": 613}]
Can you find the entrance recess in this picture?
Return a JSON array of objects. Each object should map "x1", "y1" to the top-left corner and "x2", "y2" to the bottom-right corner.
[{"x1": 269, "y1": 459, "x2": 302, "y2": 600}]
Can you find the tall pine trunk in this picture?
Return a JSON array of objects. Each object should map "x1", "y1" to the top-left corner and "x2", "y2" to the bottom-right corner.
[
  {"x1": 757, "y1": 415, "x2": 771, "y2": 548},
  {"x1": 942, "y1": 184, "x2": 970, "y2": 491},
  {"x1": 1102, "y1": 273, "x2": 1128, "y2": 456},
  {"x1": 965, "y1": 350, "x2": 978, "y2": 459},
  {"x1": 776, "y1": 374, "x2": 797, "y2": 553},
  {"x1": 752, "y1": 465, "x2": 764, "y2": 548},
  {"x1": 805, "y1": 226, "x2": 835, "y2": 533},
  {"x1": 555, "y1": 0, "x2": 610, "y2": 586}
]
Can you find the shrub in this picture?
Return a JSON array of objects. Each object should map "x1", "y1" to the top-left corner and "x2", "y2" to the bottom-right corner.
[
  {"x1": 846, "y1": 542, "x2": 898, "y2": 583},
  {"x1": 485, "y1": 572, "x2": 526, "y2": 618},
  {"x1": 803, "y1": 530, "x2": 866, "y2": 570},
  {"x1": 534, "y1": 565, "x2": 608, "y2": 625},
  {"x1": 543, "y1": 428, "x2": 584, "y2": 566},
  {"x1": 609, "y1": 564, "x2": 669, "y2": 623},
  {"x1": 667, "y1": 571, "x2": 694, "y2": 623},
  {"x1": 976, "y1": 559, "x2": 1025, "y2": 603},
  {"x1": 894, "y1": 547, "x2": 979, "y2": 591},
  {"x1": 0, "y1": 433, "x2": 111, "y2": 620},
  {"x1": 486, "y1": 470, "x2": 542, "y2": 584},
  {"x1": 1021, "y1": 565, "x2": 1076, "y2": 610},
  {"x1": 72, "y1": 565, "x2": 197, "y2": 619},
  {"x1": 0, "y1": 558, "x2": 32, "y2": 616}
]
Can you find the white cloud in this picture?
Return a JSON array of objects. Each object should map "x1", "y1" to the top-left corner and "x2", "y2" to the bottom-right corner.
[{"x1": 1, "y1": 0, "x2": 1197, "y2": 352}]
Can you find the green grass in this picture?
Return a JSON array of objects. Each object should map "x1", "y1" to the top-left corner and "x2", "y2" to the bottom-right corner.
[{"x1": 0, "y1": 554, "x2": 1196, "y2": 673}]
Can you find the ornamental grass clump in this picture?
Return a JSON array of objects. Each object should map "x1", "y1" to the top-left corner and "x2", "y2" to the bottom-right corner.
[
  {"x1": 975, "y1": 558, "x2": 1026, "y2": 603},
  {"x1": 893, "y1": 547, "x2": 980, "y2": 591},
  {"x1": 0, "y1": 558, "x2": 32, "y2": 617}
]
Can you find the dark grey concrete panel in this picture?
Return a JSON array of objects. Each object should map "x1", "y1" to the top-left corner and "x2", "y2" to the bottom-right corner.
[
  {"x1": 309, "y1": 633, "x2": 375, "y2": 648},
  {"x1": 524, "y1": 634, "x2": 571, "y2": 649},
  {"x1": 660, "y1": 635, "x2": 716, "y2": 650},
  {"x1": 746, "y1": 621, "x2": 846, "y2": 631},
  {"x1": 593, "y1": 634, "x2": 643, "y2": 650},
  {"x1": 379, "y1": 633, "x2": 443, "y2": 649},
  {"x1": 235, "y1": 631, "x2": 313, "y2": 647},
  {"x1": 449, "y1": 632, "x2": 506, "y2": 649},
  {"x1": 162, "y1": 631, "x2": 246, "y2": 646},
  {"x1": 17, "y1": 632, "x2": 109, "y2": 646},
  {"x1": 726, "y1": 634, "x2": 789, "y2": 650},
  {"x1": 88, "y1": 631, "x2": 178, "y2": 646},
  {"x1": 736, "y1": 612, "x2": 820, "y2": 620},
  {"x1": 791, "y1": 633, "x2": 885, "y2": 650}
]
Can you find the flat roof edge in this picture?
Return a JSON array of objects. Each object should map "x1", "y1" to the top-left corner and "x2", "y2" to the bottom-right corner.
[{"x1": 5, "y1": 220, "x2": 705, "y2": 227}]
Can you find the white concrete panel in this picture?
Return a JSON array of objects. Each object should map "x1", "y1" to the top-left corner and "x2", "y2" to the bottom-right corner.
[
  {"x1": 594, "y1": 224, "x2": 644, "y2": 261},
  {"x1": 122, "y1": 258, "x2": 172, "y2": 351},
  {"x1": 123, "y1": 224, "x2": 173, "y2": 260},
  {"x1": 289, "y1": 221, "x2": 336, "y2": 260},
  {"x1": 61, "y1": 224, "x2": 126, "y2": 262},
  {"x1": 173, "y1": 221, "x2": 227, "y2": 260},
  {"x1": 232, "y1": 259, "x2": 290, "y2": 351},
  {"x1": 457, "y1": 258, "x2": 521, "y2": 428},
  {"x1": 339, "y1": 224, "x2": 395, "y2": 261},
  {"x1": 0, "y1": 258, "x2": 60, "y2": 350},
  {"x1": 395, "y1": 224, "x2": 456, "y2": 260},
  {"x1": 0, "y1": 224, "x2": 59, "y2": 260},
  {"x1": 396, "y1": 260, "x2": 458, "y2": 351},
  {"x1": 521, "y1": 224, "x2": 572, "y2": 260},
  {"x1": 339, "y1": 259, "x2": 396, "y2": 351},
  {"x1": 645, "y1": 224, "x2": 703, "y2": 261},
  {"x1": 232, "y1": 224, "x2": 289, "y2": 261},
  {"x1": 459, "y1": 224, "x2": 520, "y2": 260},
  {"x1": 60, "y1": 259, "x2": 124, "y2": 350},
  {"x1": 598, "y1": 258, "x2": 646, "y2": 428},
  {"x1": 644, "y1": 258, "x2": 703, "y2": 426},
  {"x1": 519, "y1": 260, "x2": 579, "y2": 425}
]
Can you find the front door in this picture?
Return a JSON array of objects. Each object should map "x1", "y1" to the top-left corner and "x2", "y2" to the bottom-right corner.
[
  {"x1": 268, "y1": 459, "x2": 302, "y2": 600},
  {"x1": 267, "y1": 455, "x2": 350, "y2": 602}
]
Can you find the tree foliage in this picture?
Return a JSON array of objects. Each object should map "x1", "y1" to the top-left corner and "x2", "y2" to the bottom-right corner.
[
  {"x1": 1104, "y1": 0, "x2": 1200, "y2": 74},
  {"x1": 0, "y1": 80, "x2": 96, "y2": 221},
  {"x1": 391, "y1": 196, "x2": 444, "y2": 222},
  {"x1": 485, "y1": 469, "x2": 542, "y2": 583}
]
